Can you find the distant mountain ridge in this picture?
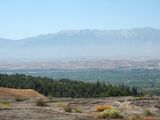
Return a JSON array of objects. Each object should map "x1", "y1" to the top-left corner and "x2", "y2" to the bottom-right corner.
[{"x1": 0, "y1": 27, "x2": 160, "y2": 59}]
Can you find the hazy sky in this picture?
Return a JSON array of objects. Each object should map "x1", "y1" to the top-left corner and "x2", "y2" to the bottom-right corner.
[{"x1": 0, "y1": 0, "x2": 160, "y2": 39}]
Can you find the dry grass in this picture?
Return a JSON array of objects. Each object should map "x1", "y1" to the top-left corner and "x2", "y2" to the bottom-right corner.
[
  {"x1": 74, "y1": 107, "x2": 83, "y2": 113},
  {"x1": 144, "y1": 110, "x2": 153, "y2": 116},
  {"x1": 35, "y1": 99, "x2": 47, "y2": 106},
  {"x1": 96, "y1": 105, "x2": 112, "y2": 112},
  {"x1": 56, "y1": 102, "x2": 69, "y2": 108},
  {"x1": 64, "y1": 106, "x2": 72, "y2": 112},
  {"x1": 128, "y1": 115, "x2": 141, "y2": 120},
  {"x1": 128, "y1": 115, "x2": 158, "y2": 120},
  {"x1": 0, "y1": 87, "x2": 46, "y2": 99},
  {"x1": 15, "y1": 97, "x2": 28, "y2": 102},
  {"x1": 0, "y1": 101, "x2": 13, "y2": 109}
]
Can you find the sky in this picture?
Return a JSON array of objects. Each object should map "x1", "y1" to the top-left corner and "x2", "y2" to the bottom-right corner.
[{"x1": 0, "y1": 0, "x2": 160, "y2": 39}]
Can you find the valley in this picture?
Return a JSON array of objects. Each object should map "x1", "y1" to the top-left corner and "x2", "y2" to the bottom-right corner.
[{"x1": 1, "y1": 66, "x2": 160, "y2": 95}]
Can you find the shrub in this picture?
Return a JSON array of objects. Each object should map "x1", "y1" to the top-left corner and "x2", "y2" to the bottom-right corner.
[
  {"x1": 97, "y1": 109, "x2": 123, "y2": 119},
  {"x1": 56, "y1": 102, "x2": 68, "y2": 107},
  {"x1": 35, "y1": 99, "x2": 47, "y2": 106},
  {"x1": 2, "y1": 101, "x2": 11, "y2": 105},
  {"x1": 64, "y1": 106, "x2": 72, "y2": 112},
  {"x1": 15, "y1": 97, "x2": 27, "y2": 102},
  {"x1": 96, "y1": 105, "x2": 112, "y2": 112},
  {"x1": 74, "y1": 108, "x2": 83, "y2": 113},
  {"x1": 48, "y1": 95, "x2": 53, "y2": 101},
  {"x1": 1, "y1": 101, "x2": 12, "y2": 108},
  {"x1": 144, "y1": 110, "x2": 153, "y2": 116}
]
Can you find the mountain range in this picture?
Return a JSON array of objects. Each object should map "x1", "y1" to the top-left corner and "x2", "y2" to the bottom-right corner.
[{"x1": 0, "y1": 27, "x2": 160, "y2": 60}]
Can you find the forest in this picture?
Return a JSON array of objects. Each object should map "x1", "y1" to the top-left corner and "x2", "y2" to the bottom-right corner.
[{"x1": 0, "y1": 74, "x2": 142, "y2": 98}]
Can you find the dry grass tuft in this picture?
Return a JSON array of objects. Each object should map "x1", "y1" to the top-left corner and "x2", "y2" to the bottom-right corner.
[
  {"x1": 35, "y1": 99, "x2": 47, "y2": 106},
  {"x1": 56, "y1": 102, "x2": 69, "y2": 108},
  {"x1": 96, "y1": 105, "x2": 112, "y2": 112},
  {"x1": 128, "y1": 115, "x2": 158, "y2": 120},
  {"x1": 144, "y1": 110, "x2": 153, "y2": 116},
  {"x1": 0, "y1": 101, "x2": 13, "y2": 109},
  {"x1": 15, "y1": 97, "x2": 28, "y2": 102},
  {"x1": 64, "y1": 106, "x2": 72, "y2": 112}
]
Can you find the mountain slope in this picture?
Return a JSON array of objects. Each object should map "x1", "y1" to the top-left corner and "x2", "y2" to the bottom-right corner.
[{"x1": 0, "y1": 27, "x2": 160, "y2": 59}]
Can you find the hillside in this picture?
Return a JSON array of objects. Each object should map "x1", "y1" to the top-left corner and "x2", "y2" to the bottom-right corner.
[
  {"x1": 0, "y1": 76, "x2": 159, "y2": 120},
  {"x1": 0, "y1": 87, "x2": 46, "y2": 99}
]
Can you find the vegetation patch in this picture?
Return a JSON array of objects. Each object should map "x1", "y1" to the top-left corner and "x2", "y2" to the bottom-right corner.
[
  {"x1": 128, "y1": 115, "x2": 158, "y2": 120},
  {"x1": 56, "y1": 102, "x2": 68, "y2": 108},
  {"x1": 97, "y1": 109, "x2": 123, "y2": 119},
  {"x1": 0, "y1": 74, "x2": 142, "y2": 98},
  {"x1": 144, "y1": 110, "x2": 153, "y2": 116},
  {"x1": 74, "y1": 107, "x2": 83, "y2": 113},
  {"x1": 47, "y1": 95, "x2": 53, "y2": 101},
  {"x1": 0, "y1": 101, "x2": 12, "y2": 109},
  {"x1": 128, "y1": 115, "x2": 141, "y2": 120},
  {"x1": 2, "y1": 101, "x2": 11, "y2": 105},
  {"x1": 96, "y1": 105, "x2": 112, "y2": 112},
  {"x1": 35, "y1": 99, "x2": 47, "y2": 106},
  {"x1": 15, "y1": 97, "x2": 28, "y2": 102},
  {"x1": 64, "y1": 106, "x2": 72, "y2": 112}
]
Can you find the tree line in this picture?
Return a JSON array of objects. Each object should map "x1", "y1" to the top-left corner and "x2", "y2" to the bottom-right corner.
[{"x1": 0, "y1": 74, "x2": 142, "y2": 98}]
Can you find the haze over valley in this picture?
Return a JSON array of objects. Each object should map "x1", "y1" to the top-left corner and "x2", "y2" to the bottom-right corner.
[{"x1": 0, "y1": 27, "x2": 160, "y2": 61}]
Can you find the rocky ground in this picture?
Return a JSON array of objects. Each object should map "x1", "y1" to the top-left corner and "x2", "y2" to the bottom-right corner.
[
  {"x1": 0, "y1": 97, "x2": 160, "y2": 120},
  {"x1": 0, "y1": 88, "x2": 160, "y2": 120}
]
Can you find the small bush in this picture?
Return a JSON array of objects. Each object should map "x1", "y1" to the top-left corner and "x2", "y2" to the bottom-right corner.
[
  {"x1": 97, "y1": 109, "x2": 123, "y2": 119},
  {"x1": 35, "y1": 99, "x2": 46, "y2": 106},
  {"x1": 74, "y1": 108, "x2": 83, "y2": 113},
  {"x1": 1, "y1": 101, "x2": 12, "y2": 108},
  {"x1": 56, "y1": 102, "x2": 68, "y2": 107},
  {"x1": 128, "y1": 115, "x2": 141, "y2": 120},
  {"x1": 96, "y1": 105, "x2": 112, "y2": 112},
  {"x1": 47, "y1": 95, "x2": 53, "y2": 101},
  {"x1": 144, "y1": 110, "x2": 153, "y2": 116},
  {"x1": 64, "y1": 106, "x2": 72, "y2": 112},
  {"x1": 2, "y1": 101, "x2": 11, "y2": 105},
  {"x1": 15, "y1": 97, "x2": 27, "y2": 102}
]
